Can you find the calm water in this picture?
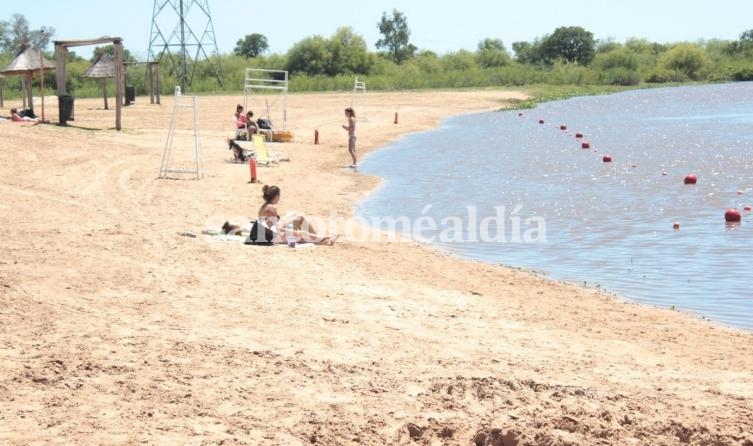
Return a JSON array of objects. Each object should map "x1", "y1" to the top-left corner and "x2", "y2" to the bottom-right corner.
[{"x1": 356, "y1": 83, "x2": 753, "y2": 332}]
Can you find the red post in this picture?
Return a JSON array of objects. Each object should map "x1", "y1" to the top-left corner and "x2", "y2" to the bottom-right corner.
[
  {"x1": 314, "y1": 129, "x2": 319, "y2": 145},
  {"x1": 248, "y1": 158, "x2": 257, "y2": 183},
  {"x1": 394, "y1": 112, "x2": 399, "y2": 124}
]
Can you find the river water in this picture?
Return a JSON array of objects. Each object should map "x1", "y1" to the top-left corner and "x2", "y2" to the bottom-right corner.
[{"x1": 356, "y1": 83, "x2": 753, "y2": 331}]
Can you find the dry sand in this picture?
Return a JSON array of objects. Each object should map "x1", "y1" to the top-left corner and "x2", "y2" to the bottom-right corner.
[{"x1": 1, "y1": 90, "x2": 751, "y2": 446}]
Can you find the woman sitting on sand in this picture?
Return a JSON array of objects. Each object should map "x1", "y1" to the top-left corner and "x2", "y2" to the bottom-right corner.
[
  {"x1": 10, "y1": 108, "x2": 39, "y2": 124},
  {"x1": 254, "y1": 185, "x2": 334, "y2": 245}
]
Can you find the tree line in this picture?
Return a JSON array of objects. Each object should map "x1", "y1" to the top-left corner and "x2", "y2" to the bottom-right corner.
[{"x1": 2, "y1": 10, "x2": 753, "y2": 99}]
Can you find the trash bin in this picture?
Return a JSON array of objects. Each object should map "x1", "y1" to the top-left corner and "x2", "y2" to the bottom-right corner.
[
  {"x1": 125, "y1": 86, "x2": 135, "y2": 105},
  {"x1": 58, "y1": 95, "x2": 74, "y2": 125}
]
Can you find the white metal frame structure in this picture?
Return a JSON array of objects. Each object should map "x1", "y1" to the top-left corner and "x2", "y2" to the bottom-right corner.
[
  {"x1": 352, "y1": 76, "x2": 367, "y2": 121},
  {"x1": 243, "y1": 68, "x2": 288, "y2": 130},
  {"x1": 159, "y1": 86, "x2": 203, "y2": 179}
]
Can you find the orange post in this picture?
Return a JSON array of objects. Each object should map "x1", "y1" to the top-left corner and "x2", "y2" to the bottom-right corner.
[
  {"x1": 394, "y1": 112, "x2": 399, "y2": 124},
  {"x1": 248, "y1": 157, "x2": 257, "y2": 183},
  {"x1": 314, "y1": 129, "x2": 319, "y2": 145}
]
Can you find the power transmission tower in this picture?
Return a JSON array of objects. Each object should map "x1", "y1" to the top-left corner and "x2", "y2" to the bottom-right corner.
[{"x1": 148, "y1": 0, "x2": 224, "y2": 91}]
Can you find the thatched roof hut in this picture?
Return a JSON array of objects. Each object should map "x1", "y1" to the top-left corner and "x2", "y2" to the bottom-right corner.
[
  {"x1": 0, "y1": 47, "x2": 56, "y2": 113},
  {"x1": 83, "y1": 53, "x2": 116, "y2": 78},
  {"x1": 83, "y1": 53, "x2": 116, "y2": 109}
]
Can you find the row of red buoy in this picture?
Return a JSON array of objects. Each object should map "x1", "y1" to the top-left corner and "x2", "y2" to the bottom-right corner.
[
  {"x1": 522, "y1": 112, "x2": 749, "y2": 225},
  {"x1": 682, "y1": 174, "x2": 749, "y2": 222}
]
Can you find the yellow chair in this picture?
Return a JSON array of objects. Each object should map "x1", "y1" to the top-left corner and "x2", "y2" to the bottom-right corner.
[{"x1": 252, "y1": 134, "x2": 280, "y2": 165}]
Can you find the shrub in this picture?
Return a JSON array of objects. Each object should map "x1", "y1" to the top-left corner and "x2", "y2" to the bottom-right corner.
[{"x1": 732, "y1": 67, "x2": 753, "y2": 81}]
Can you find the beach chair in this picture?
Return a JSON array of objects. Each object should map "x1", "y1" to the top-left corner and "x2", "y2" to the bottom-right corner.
[
  {"x1": 256, "y1": 117, "x2": 274, "y2": 142},
  {"x1": 252, "y1": 134, "x2": 280, "y2": 166}
]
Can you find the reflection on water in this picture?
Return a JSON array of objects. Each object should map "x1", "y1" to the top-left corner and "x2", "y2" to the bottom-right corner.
[{"x1": 357, "y1": 83, "x2": 753, "y2": 332}]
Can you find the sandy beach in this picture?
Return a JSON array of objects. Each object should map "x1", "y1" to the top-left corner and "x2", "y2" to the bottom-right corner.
[{"x1": 1, "y1": 90, "x2": 752, "y2": 445}]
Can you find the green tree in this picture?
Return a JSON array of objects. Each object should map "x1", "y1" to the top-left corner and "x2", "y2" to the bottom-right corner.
[
  {"x1": 285, "y1": 35, "x2": 330, "y2": 75},
  {"x1": 284, "y1": 28, "x2": 373, "y2": 76},
  {"x1": 476, "y1": 38, "x2": 510, "y2": 68},
  {"x1": 91, "y1": 45, "x2": 137, "y2": 63},
  {"x1": 593, "y1": 47, "x2": 639, "y2": 71},
  {"x1": 659, "y1": 43, "x2": 709, "y2": 80},
  {"x1": 512, "y1": 40, "x2": 542, "y2": 65},
  {"x1": 0, "y1": 13, "x2": 54, "y2": 52},
  {"x1": 596, "y1": 38, "x2": 621, "y2": 54},
  {"x1": 624, "y1": 38, "x2": 665, "y2": 56},
  {"x1": 442, "y1": 49, "x2": 475, "y2": 71},
  {"x1": 327, "y1": 27, "x2": 374, "y2": 75},
  {"x1": 376, "y1": 9, "x2": 416, "y2": 64},
  {"x1": 540, "y1": 26, "x2": 595, "y2": 65},
  {"x1": 234, "y1": 33, "x2": 269, "y2": 59},
  {"x1": 727, "y1": 29, "x2": 753, "y2": 55}
]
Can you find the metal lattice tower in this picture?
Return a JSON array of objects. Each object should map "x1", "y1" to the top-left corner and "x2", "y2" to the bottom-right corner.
[{"x1": 148, "y1": 0, "x2": 224, "y2": 91}]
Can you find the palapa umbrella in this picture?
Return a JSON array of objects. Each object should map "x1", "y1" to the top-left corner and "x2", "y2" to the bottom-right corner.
[
  {"x1": 0, "y1": 46, "x2": 56, "y2": 120},
  {"x1": 83, "y1": 53, "x2": 116, "y2": 109}
]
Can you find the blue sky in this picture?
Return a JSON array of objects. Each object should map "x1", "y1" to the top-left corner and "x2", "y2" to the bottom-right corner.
[{"x1": 9, "y1": 0, "x2": 753, "y2": 60}]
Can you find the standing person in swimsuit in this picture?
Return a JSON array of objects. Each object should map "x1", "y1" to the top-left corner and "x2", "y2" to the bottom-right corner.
[{"x1": 342, "y1": 107, "x2": 357, "y2": 168}]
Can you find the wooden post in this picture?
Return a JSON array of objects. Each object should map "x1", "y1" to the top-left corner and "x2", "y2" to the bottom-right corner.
[
  {"x1": 39, "y1": 50, "x2": 45, "y2": 122},
  {"x1": 113, "y1": 39, "x2": 123, "y2": 130},
  {"x1": 149, "y1": 63, "x2": 155, "y2": 104},
  {"x1": 155, "y1": 63, "x2": 161, "y2": 105},
  {"x1": 102, "y1": 78, "x2": 109, "y2": 110},
  {"x1": 25, "y1": 73, "x2": 33, "y2": 112},
  {"x1": 55, "y1": 43, "x2": 66, "y2": 96},
  {"x1": 148, "y1": 62, "x2": 160, "y2": 105},
  {"x1": 0, "y1": 76, "x2": 4, "y2": 108},
  {"x1": 54, "y1": 43, "x2": 67, "y2": 125}
]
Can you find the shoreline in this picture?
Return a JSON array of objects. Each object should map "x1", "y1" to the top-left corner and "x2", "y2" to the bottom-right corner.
[
  {"x1": 1, "y1": 90, "x2": 752, "y2": 445},
  {"x1": 352, "y1": 94, "x2": 753, "y2": 335}
]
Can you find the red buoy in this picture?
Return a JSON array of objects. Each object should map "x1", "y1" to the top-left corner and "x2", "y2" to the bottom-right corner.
[
  {"x1": 560, "y1": 124, "x2": 567, "y2": 130},
  {"x1": 725, "y1": 208, "x2": 742, "y2": 223},
  {"x1": 581, "y1": 141, "x2": 590, "y2": 149},
  {"x1": 575, "y1": 132, "x2": 584, "y2": 138},
  {"x1": 314, "y1": 129, "x2": 319, "y2": 145},
  {"x1": 602, "y1": 155, "x2": 612, "y2": 163},
  {"x1": 684, "y1": 174, "x2": 697, "y2": 185},
  {"x1": 673, "y1": 222, "x2": 680, "y2": 230},
  {"x1": 744, "y1": 205, "x2": 752, "y2": 212},
  {"x1": 538, "y1": 119, "x2": 545, "y2": 124}
]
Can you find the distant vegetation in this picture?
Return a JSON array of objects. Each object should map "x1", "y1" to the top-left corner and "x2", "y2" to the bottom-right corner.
[{"x1": 1, "y1": 11, "x2": 753, "y2": 102}]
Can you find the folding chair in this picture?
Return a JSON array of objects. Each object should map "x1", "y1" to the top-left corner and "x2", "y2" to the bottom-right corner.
[{"x1": 252, "y1": 134, "x2": 281, "y2": 165}]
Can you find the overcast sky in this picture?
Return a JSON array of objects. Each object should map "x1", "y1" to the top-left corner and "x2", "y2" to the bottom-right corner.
[{"x1": 10, "y1": 0, "x2": 753, "y2": 60}]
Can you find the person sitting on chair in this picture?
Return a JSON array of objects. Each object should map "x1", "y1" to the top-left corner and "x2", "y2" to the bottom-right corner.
[
  {"x1": 245, "y1": 111, "x2": 258, "y2": 135},
  {"x1": 235, "y1": 104, "x2": 248, "y2": 130}
]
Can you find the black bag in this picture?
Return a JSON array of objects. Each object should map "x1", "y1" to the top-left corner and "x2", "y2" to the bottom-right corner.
[
  {"x1": 245, "y1": 220, "x2": 275, "y2": 245},
  {"x1": 256, "y1": 118, "x2": 272, "y2": 130}
]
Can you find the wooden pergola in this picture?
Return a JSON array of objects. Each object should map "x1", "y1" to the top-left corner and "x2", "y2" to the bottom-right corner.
[{"x1": 55, "y1": 37, "x2": 124, "y2": 130}]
